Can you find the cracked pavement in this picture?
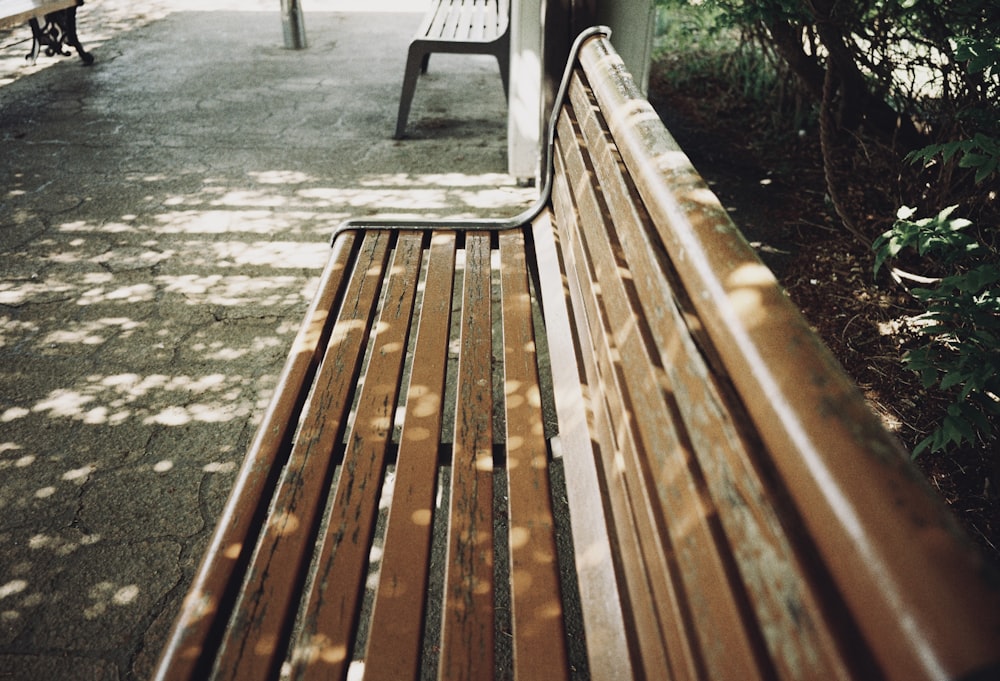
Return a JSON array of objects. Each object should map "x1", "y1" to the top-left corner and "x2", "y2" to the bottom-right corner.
[{"x1": 1, "y1": 1, "x2": 530, "y2": 678}]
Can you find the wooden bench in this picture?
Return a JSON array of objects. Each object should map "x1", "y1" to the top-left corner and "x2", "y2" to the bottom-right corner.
[
  {"x1": 154, "y1": 27, "x2": 1000, "y2": 681},
  {"x1": 394, "y1": 0, "x2": 509, "y2": 139},
  {"x1": 0, "y1": 0, "x2": 92, "y2": 65}
]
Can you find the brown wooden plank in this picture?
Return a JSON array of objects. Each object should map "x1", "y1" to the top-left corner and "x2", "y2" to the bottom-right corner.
[
  {"x1": 153, "y1": 235, "x2": 359, "y2": 681},
  {"x1": 498, "y1": 230, "x2": 569, "y2": 681},
  {"x1": 578, "y1": 35, "x2": 1000, "y2": 681},
  {"x1": 0, "y1": 0, "x2": 77, "y2": 30},
  {"x1": 530, "y1": 212, "x2": 637, "y2": 681},
  {"x1": 293, "y1": 232, "x2": 425, "y2": 681},
  {"x1": 211, "y1": 231, "x2": 393, "y2": 681},
  {"x1": 551, "y1": 136, "x2": 690, "y2": 681},
  {"x1": 559, "y1": 88, "x2": 768, "y2": 681},
  {"x1": 440, "y1": 232, "x2": 495, "y2": 681},
  {"x1": 570, "y1": 67, "x2": 859, "y2": 681},
  {"x1": 364, "y1": 232, "x2": 458, "y2": 681}
]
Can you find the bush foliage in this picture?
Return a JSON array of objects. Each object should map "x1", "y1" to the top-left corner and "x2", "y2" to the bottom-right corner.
[{"x1": 655, "y1": 0, "x2": 999, "y2": 456}]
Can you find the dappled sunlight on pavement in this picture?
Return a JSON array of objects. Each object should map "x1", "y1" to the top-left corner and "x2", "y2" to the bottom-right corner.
[{"x1": 0, "y1": 1, "x2": 528, "y2": 678}]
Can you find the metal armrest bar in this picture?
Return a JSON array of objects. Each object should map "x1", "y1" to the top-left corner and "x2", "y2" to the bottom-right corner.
[{"x1": 332, "y1": 25, "x2": 612, "y2": 242}]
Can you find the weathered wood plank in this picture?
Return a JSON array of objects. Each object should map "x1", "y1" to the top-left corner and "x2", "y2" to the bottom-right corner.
[
  {"x1": 153, "y1": 235, "x2": 359, "y2": 681},
  {"x1": 531, "y1": 211, "x2": 636, "y2": 681},
  {"x1": 579, "y1": 37, "x2": 1000, "y2": 681},
  {"x1": 571, "y1": 67, "x2": 860, "y2": 681},
  {"x1": 554, "y1": 106, "x2": 684, "y2": 679},
  {"x1": 293, "y1": 232, "x2": 424, "y2": 681},
  {"x1": 440, "y1": 232, "x2": 496, "y2": 680},
  {"x1": 498, "y1": 231, "x2": 569, "y2": 681},
  {"x1": 364, "y1": 232, "x2": 457, "y2": 681},
  {"x1": 0, "y1": 0, "x2": 76, "y2": 30},
  {"x1": 212, "y1": 232, "x2": 392, "y2": 681}
]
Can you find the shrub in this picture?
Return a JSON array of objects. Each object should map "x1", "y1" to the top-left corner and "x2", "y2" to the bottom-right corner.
[{"x1": 873, "y1": 205, "x2": 1000, "y2": 456}]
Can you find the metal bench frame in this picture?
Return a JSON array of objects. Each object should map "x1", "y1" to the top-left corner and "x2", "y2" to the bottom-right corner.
[
  {"x1": 0, "y1": 0, "x2": 92, "y2": 65},
  {"x1": 393, "y1": 0, "x2": 510, "y2": 139},
  {"x1": 155, "y1": 27, "x2": 1000, "y2": 681}
]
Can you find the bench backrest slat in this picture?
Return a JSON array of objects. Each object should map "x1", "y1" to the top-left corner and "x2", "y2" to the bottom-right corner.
[
  {"x1": 554, "y1": 79, "x2": 776, "y2": 681},
  {"x1": 555, "y1": 62, "x2": 865, "y2": 681},
  {"x1": 530, "y1": 211, "x2": 638, "y2": 681},
  {"x1": 549, "y1": 126, "x2": 688, "y2": 681},
  {"x1": 561, "y1": 35, "x2": 1000, "y2": 681}
]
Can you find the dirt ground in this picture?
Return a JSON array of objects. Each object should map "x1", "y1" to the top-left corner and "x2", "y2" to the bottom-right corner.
[{"x1": 647, "y1": 60, "x2": 1000, "y2": 569}]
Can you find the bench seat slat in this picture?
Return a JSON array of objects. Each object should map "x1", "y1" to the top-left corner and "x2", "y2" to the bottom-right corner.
[
  {"x1": 153, "y1": 236, "x2": 360, "y2": 681},
  {"x1": 0, "y1": 0, "x2": 76, "y2": 29},
  {"x1": 293, "y1": 232, "x2": 425, "y2": 681},
  {"x1": 470, "y1": 3, "x2": 488, "y2": 42},
  {"x1": 499, "y1": 231, "x2": 569, "y2": 680},
  {"x1": 363, "y1": 232, "x2": 457, "y2": 681},
  {"x1": 213, "y1": 232, "x2": 393, "y2": 681},
  {"x1": 439, "y1": 3, "x2": 461, "y2": 41},
  {"x1": 421, "y1": 0, "x2": 503, "y2": 42},
  {"x1": 441, "y1": 232, "x2": 497, "y2": 679}
]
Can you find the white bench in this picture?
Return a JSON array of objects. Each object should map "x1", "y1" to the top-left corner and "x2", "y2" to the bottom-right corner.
[{"x1": 394, "y1": 0, "x2": 509, "y2": 138}]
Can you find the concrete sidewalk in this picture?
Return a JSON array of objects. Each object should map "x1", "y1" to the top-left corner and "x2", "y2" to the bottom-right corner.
[{"x1": 0, "y1": 2, "x2": 529, "y2": 678}]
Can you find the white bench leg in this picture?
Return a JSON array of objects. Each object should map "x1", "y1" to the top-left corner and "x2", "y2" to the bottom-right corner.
[{"x1": 394, "y1": 44, "x2": 428, "y2": 139}]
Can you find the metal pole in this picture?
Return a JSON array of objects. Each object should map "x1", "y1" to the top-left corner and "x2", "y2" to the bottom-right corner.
[{"x1": 281, "y1": 0, "x2": 307, "y2": 49}]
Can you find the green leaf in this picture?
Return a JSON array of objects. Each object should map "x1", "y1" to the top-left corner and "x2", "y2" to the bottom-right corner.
[
  {"x1": 959, "y1": 152, "x2": 990, "y2": 169},
  {"x1": 975, "y1": 161, "x2": 998, "y2": 184},
  {"x1": 911, "y1": 434, "x2": 934, "y2": 458},
  {"x1": 940, "y1": 370, "x2": 965, "y2": 390}
]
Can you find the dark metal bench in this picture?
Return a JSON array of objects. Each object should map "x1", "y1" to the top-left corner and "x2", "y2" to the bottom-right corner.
[
  {"x1": 393, "y1": 0, "x2": 509, "y2": 139},
  {"x1": 154, "y1": 28, "x2": 1000, "y2": 681},
  {"x1": 0, "y1": 0, "x2": 92, "y2": 65},
  {"x1": 0, "y1": 0, "x2": 94, "y2": 66}
]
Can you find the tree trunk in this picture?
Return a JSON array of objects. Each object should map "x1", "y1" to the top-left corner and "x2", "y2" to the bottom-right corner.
[{"x1": 764, "y1": 17, "x2": 924, "y2": 148}]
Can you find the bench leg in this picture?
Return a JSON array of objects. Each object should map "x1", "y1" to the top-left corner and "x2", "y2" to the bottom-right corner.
[
  {"x1": 57, "y1": 7, "x2": 93, "y2": 65},
  {"x1": 394, "y1": 44, "x2": 428, "y2": 139},
  {"x1": 496, "y1": 47, "x2": 509, "y2": 99},
  {"x1": 27, "y1": 8, "x2": 94, "y2": 66}
]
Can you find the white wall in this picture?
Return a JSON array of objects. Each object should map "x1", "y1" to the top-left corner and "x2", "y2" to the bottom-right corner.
[
  {"x1": 507, "y1": 0, "x2": 544, "y2": 182},
  {"x1": 597, "y1": 0, "x2": 656, "y2": 95},
  {"x1": 507, "y1": 0, "x2": 656, "y2": 181}
]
